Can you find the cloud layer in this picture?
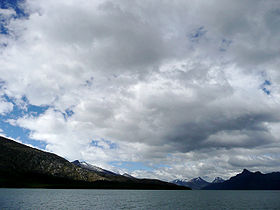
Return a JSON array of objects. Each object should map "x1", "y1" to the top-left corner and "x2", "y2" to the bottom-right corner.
[{"x1": 1, "y1": 0, "x2": 280, "y2": 180}]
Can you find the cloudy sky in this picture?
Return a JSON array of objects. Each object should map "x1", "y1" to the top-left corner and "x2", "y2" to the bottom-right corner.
[{"x1": 0, "y1": 0, "x2": 280, "y2": 181}]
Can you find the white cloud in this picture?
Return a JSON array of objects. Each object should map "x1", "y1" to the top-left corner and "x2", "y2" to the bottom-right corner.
[
  {"x1": 0, "y1": 97, "x2": 13, "y2": 115},
  {"x1": 0, "y1": 8, "x2": 16, "y2": 16},
  {"x1": 1, "y1": 0, "x2": 280, "y2": 180}
]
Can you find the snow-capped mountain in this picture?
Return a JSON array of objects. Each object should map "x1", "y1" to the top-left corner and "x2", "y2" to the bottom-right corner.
[
  {"x1": 172, "y1": 177, "x2": 210, "y2": 189},
  {"x1": 122, "y1": 173, "x2": 136, "y2": 179},
  {"x1": 212, "y1": 177, "x2": 225, "y2": 183},
  {"x1": 172, "y1": 179, "x2": 189, "y2": 186},
  {"x1": 72, "y1": 160, "x2": 118, "y2": 176}
]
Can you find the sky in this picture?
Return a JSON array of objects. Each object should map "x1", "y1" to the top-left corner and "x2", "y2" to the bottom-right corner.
[{"x1": 0, "y1": 0, "x2": 280, "y2": 181}]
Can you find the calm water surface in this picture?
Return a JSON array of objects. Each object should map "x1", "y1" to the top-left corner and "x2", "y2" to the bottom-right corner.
[{"x1": 0, "y1": 189, "x2": 280, "y2": 209}]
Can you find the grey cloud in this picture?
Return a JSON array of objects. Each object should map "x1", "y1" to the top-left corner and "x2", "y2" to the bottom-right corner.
[
  {"x1": 228, "y1": 154, "x2": 280, "y2": 168},
  {"x1": 161, "y1": 109, "x2": 279, "y2": 152}
]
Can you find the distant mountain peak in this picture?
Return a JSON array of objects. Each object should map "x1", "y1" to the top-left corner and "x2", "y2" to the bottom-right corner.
[
  {"x1": 241, "y1": 169, "x2": 252, "y2": 175},
  {"x1": 172, "y1": 177, "x2": 210, "y2": 189},
  {"x1": 192, "y1": 177, "x2": 202, "y2": 181},
  {"x1": 189, "y1": 177, "x2": 208, "y2": 183},
  {"x1": 212, "y1": 177, "x2": 225, "y2": 183}
]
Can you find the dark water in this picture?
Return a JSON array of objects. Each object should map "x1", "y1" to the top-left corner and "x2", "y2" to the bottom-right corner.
[{"x1": 0, "y1": 189, "x2": 280, "y2": 209}]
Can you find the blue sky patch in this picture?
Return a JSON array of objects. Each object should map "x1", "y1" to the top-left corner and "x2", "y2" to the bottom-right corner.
[
  {"x1": 91, "y1": 140, "x2": 103, "y2": 149},
  {"x1": 0, "y1": 0, "x2": 27, "y2": 18},
  {"x1": 0, "y1": 19, "x2": 8, "y2": 34},
  {"x1": 0, "y1": 119, "x2": 47, "y2": 149},
  {"x1": 263, "y1": 80, "x2": 271, "y2": 86},
  {"x1": 91, "y1": 139, "x2": 118, "y2": 149},
  {"x1": 261, "y1": 80, "x2": 272, "y2": 95},
  {"x1": 61, "y1": 108, "x2": 74, "y2": 120},
  {"x1": 0, "y1": 95, "x2": 48, "y2": 149},
  {"x1": 0, "y1": 0, "x2": 28, "y2": 35},
  {"x1": 2, "y1": 94, "x2": 49, "y2": 119},
  {"x1": 189, "y1": 26, "x2": 207, "y2": 42}
]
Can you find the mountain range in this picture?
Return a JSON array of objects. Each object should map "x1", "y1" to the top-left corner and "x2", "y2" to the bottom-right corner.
[
  {"x1": 203, "y1": 169, "x2": 280, "y2": 190},
  {"x1": 172, "y1": 176, "x2": 224, "y2": 189},
  {"x1": 1, "y1": 136, "x2": 280, "y2": 190},
  {"x1": 172, "y1": 169, "x2": 280, "y2": 190},
  {"x1": 0, "y1": 136, "x2": 188, "y2": 190}
]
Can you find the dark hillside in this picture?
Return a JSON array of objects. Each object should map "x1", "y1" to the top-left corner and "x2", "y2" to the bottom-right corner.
[
  {"x1": 0, "y1": 136, "x2": 189, "y2": 190},
  {"x1": 203, "y1": 169, "x2": 280, "y2": 190}
]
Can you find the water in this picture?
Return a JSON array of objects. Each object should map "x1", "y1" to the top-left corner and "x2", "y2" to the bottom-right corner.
[{"x1": 0, "y1": 189, "x2": 280, "y2": 209}]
